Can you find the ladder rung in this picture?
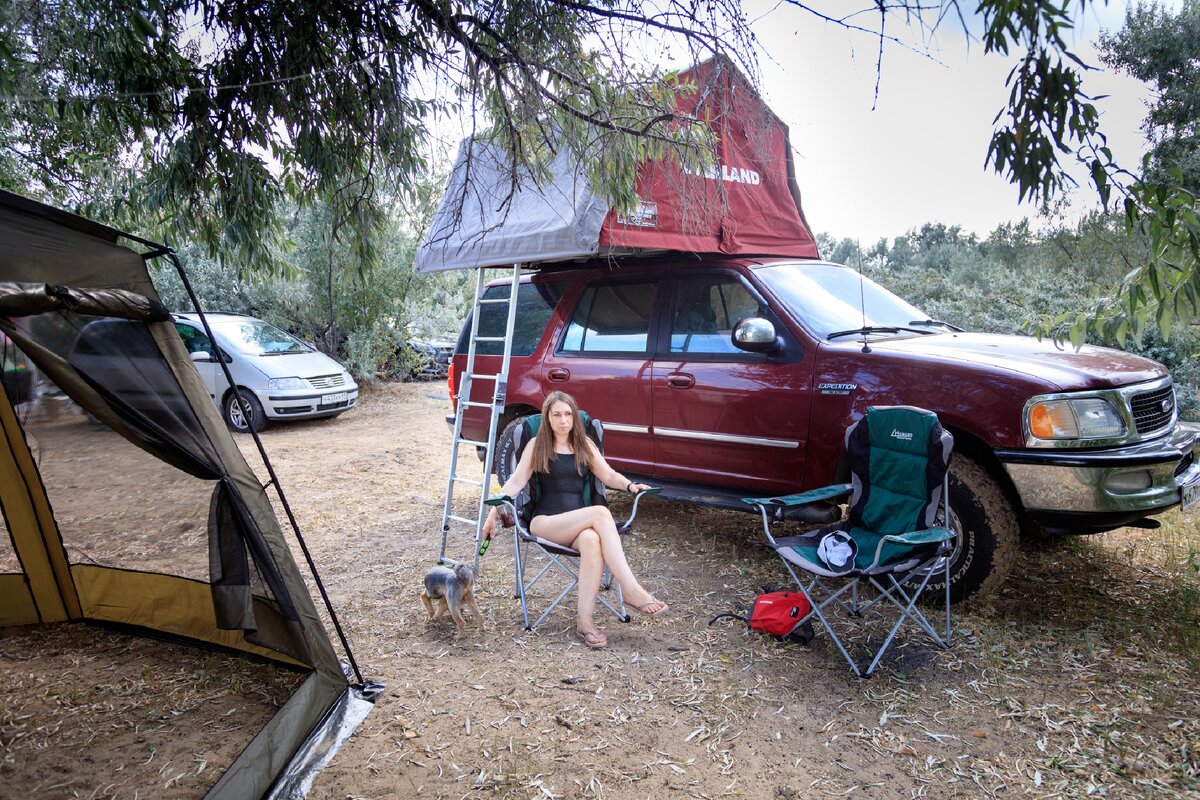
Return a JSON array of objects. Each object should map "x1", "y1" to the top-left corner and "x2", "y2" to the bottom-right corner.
[
  {"x1": 465, "y1": 373, "x2": 498, "y2": 381},
  {"x1": 463, "y1": 401, "x2": 494, "y2": 409},
  {"x1": 457, "y1": 438, "x2": 487, "y2": 448},
  {"x1": 452, "y1": 476, "x2": 484, "y2": 487},
  {"x1": 448, "y1": 514, "x2": 479, "y2": 526},
  {"x1": 473, "y1": 336, "x2": 506, "y2": 342},
  {"x1": 477, "y1": 297, "x2": 512, "y2": 304}
]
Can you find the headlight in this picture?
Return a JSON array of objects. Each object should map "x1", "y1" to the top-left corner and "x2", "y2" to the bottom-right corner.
[
  {"x1": 268, "y1": 377, "x2": 308, "y2": 390},
  {"x1": 1027, "y1": 397, "x2": 1126, "y2": 441}
]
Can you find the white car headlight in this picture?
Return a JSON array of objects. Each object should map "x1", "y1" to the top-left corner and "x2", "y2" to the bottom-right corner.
[
  {"x1": 1027, "y1": 397, "x2": 1126, "y2": 441},
  {"x1": 268, "y1": 377, "x2": 308, "y2": 390}
]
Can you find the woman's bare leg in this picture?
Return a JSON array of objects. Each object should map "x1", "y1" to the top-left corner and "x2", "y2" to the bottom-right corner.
[
  {"x1": 573, "y1": 529, "x2": 602, "y2": 634},
  {"x1": 531, "y1": 506, "x2": 664, "y2": 613}
]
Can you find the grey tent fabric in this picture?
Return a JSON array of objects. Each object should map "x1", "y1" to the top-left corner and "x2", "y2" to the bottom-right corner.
[
  {"x1": 0, "y1": 281, "x2": 170, "y2": 320},
  {"x1": 415, "y1": 139, "x2": 610, "y2": 273},
  {"x1": 0, "y1": 194, "x2": 157, "y2": 294}
]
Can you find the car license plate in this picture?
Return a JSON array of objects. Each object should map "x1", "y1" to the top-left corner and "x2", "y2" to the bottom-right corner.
[
  {"x1": 322, "y1": 392, "x2": 348, "y2": 405},
  {"x1": 1183, "y1": 474, "x2": 1200, "y2": 512}
]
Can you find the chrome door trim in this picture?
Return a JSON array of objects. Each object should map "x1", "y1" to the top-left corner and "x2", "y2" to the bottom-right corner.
[
  {"x1": 602, "y1": 422, "x2": 651, "y2": 435},
  {"x1": 655, "y1": 426, "x2": 800, "y2": 449}
]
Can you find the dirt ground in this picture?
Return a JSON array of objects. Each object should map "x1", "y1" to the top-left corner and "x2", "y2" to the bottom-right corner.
[{"x1": 4, "y1": 381, "x2": 1200, "y2": 799}]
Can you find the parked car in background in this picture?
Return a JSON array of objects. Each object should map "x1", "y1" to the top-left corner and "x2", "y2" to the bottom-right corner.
[
  {"x1": 173, "y1": 313, "x2": 358, "y2": 432},
  {"x1": 404, "y1": 337, "x2": 454, "y2": 380}
]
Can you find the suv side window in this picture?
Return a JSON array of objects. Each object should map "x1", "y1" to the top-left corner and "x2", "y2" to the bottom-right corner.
[
  {"x1": 670, "y1": 276, "x2": 765, "y2": 354},
  {"x1": 561, "y1": 282, "x2": 657, "y2": 354},
  {"x1": 465, "y1": 281, "x2": 565, "y2": 356}
]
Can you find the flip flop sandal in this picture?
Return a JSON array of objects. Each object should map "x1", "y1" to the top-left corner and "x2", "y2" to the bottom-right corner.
[
  {"x1": 576, "y1": 629, "x2": 607, "y2": 649},
  {"x1": 625, "y1": 599, "x2": 669, "y2": 619}
]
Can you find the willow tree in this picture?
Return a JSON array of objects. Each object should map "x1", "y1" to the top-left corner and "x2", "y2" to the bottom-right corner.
[
  {"x1": 0, "y1": 0, "x2": 750, "y2": 272},
  {"x1": 2, "y1": 0, "x2": 1197, "y2": 342}
]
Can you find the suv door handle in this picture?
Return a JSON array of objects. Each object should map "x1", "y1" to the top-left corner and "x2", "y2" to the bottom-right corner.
[
  {"x1": 547, "y1": 367, "x2": 571, "y2": 382},
  {"x1": 666, "y1": 372, "x2": 695, "y2": 389}
]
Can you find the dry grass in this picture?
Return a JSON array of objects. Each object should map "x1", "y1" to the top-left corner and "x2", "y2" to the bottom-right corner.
[
  {"x1": 3, "y1": 381, "x2": 1199, "y2": 799},
  {"x1": 0, "y1": 625, "x2": 303, "y2": 799}
]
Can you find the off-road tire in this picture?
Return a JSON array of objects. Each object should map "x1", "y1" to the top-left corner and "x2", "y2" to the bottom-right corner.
[
  {"x1": 495, "y1": 416, "x2": 525, "y2": 485},
  {"x1": 925, "y1": 453, "x2": 1019, "y2": 603},
  {"x1": 223, "y1": 389, "x2": 265, "y2": 434}
]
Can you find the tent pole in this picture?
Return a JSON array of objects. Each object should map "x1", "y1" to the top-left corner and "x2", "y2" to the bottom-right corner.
[{"x1": 164, "y1": 250, "x2": 365, "y2": 686}]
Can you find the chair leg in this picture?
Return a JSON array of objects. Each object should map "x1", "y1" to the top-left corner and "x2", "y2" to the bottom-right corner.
[
  {"x1": 859, "y1": 567, "x2": 951, "y2": 676},
  {"x1": 943, "y1": 550, "x2": 952, "y2": 645},
  {"x1": 515, "y1": 541, "x2": 629, "y2": 630},
  {"x1": 512, "y1": 532, "x2": 531, "y2": 629},
  {"x1": 778, "y1": 562, "x2": 868, "y2": 678},
  {"x1": 780, "y1": 560, "x2": 953, "y2": 678}
]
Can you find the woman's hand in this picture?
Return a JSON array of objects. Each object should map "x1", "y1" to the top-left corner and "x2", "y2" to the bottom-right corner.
[
  {"x1": 482, "y1": 508, "x2": 498, "y2": 539},
  {"x1": 628, "y1": 482, "x2": 648, "y2": 494}
]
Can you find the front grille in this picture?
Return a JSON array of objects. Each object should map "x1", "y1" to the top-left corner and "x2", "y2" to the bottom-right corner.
[
  {"x1": 309, "y1": 374, "x2": 346, "y2": 390},
  {"x1": 1130, "y1": 385, "x2": 1175, "y2": 435}
]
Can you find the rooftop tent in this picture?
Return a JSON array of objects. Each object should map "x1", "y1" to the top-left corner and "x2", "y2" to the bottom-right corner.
[
  {"x1": 0, "y1": 189, "x2": 378, "y2": 798},
  {"x1": 415, "y1": 55, "x2": 820, "y2": 273}
]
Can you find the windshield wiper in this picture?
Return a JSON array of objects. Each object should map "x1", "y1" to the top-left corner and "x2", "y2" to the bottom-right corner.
[
  {"x1": 908, "y1": 318, "x2": 963, "y2": 332},
  {"x1": 827, "y1": 325, "x2": 933, "y2": 340}
]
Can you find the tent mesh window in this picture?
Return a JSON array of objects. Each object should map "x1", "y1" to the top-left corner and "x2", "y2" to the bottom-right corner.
[
  {"x1": 10, "y1": 312, "x2": 221, "y2": 580},
  {"x1": 25, "y1": 406, "x2": 214, "y2": 577}
]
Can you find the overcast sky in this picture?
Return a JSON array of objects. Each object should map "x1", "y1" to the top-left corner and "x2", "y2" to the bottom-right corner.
[{"x1": 745, "y1": 1, "x2": 1156, "y2": 244}]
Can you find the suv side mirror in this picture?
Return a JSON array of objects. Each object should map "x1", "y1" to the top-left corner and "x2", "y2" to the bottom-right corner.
[
  {"x1": 190, "y1": 351, "x2": 213, "y2": 363},
  {"x1": 732, "y1": 317, "x2": 780, "y2": 354}
]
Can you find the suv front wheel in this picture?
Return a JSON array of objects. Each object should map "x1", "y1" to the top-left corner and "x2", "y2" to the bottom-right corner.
[{"x1": 926, "y1": 453, "x2": 1019, "y2": 603}]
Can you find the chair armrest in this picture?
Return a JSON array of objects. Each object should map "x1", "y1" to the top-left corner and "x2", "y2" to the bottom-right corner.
[
  {"x1": 480, "y1": 495, "x2": 519, "y2": 556},
  {"x1": 740, "y1": 484, "x2": 852, "y2": 509},
  {"x1": 862, "y1": 527, "x2": 957, "y2": 572},
  {"x1": 618, "y1": 486, "x2": 661, "y2": 533}
]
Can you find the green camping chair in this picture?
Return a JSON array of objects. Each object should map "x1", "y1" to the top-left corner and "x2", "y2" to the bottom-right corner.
[
  {"x1": 743, "y1": 406, "x2": 956, "y2": 677},
  {"x1": 485, "y1": 411, "x2": 659, "y2": 630}
]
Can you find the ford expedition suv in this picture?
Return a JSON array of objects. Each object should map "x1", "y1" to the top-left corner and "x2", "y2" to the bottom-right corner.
[{"x1": 449, "y1": 256, "x2": 1200, "y2": 601}]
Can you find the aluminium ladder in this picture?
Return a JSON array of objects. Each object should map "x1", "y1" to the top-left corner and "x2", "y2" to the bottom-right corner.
[{"x1": 437, "y1": 264, "x2": 522, "y2": 571}]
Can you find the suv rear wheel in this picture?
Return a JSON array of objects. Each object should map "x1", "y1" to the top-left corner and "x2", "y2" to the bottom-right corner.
[{"x1": 495, "y1": 416, "x2": 526, "y2": 485}]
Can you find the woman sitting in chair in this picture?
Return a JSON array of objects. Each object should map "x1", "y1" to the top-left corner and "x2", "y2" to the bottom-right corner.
[{"x1": 482, "y1": 390, "x2": 668, "y2": 649}]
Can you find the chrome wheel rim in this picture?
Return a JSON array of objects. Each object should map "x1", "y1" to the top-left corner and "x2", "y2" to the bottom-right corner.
[{"x1": 229, "y1": 396, "x2": 249, "y2": 430}]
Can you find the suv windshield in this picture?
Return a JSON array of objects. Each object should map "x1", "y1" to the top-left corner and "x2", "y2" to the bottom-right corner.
[
  {"x1": 211, "y1": 318, "x2": 312, "y2": 356},
  {"x1": 755, "y1": 262, "x2": 932, "y2": 339}
]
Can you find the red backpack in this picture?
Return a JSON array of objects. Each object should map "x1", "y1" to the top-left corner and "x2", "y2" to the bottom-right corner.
[{"x1": 710, "y1": 589, "x2": 815, "y2": 644}]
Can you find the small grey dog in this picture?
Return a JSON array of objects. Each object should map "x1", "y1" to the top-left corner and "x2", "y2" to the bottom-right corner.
[{"x1": 420, "y1": 563, "x2": 484, "y2": 636}]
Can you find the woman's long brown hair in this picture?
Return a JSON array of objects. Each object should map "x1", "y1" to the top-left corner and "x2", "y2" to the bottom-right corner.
[{"x1": 529, "y1": 391, "x2": 595, "y2": 476}]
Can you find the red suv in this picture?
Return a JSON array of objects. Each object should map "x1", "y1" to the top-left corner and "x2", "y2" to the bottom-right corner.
[{"x1": 449, "y1": 255, "x2": 1200, "y2": 601}]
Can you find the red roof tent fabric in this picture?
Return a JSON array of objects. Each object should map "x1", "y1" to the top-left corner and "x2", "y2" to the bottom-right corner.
[{"x1": 598, "y1": 56, "x2": 819, "y2": 258}]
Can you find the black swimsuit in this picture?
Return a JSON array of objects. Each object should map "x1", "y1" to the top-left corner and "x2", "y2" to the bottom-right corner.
[{"x1": 533, "y1": 453, "x2": 586, "y2": 517}]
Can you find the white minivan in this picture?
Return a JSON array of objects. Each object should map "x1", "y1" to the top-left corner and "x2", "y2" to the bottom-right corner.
[{"x1": 173, "y1": 313, "x2": 358, "y2": 433}]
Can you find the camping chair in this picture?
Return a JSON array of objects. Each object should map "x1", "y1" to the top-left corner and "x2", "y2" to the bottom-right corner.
[
  {"x1": 742, "y1": 406, "x2": 956, "y2": 677},
  {"x1": 484, "y1": 411, "x2": 660, "y2": 630}
]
